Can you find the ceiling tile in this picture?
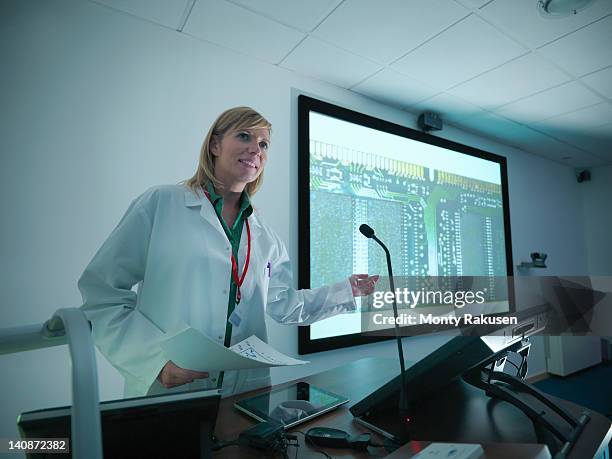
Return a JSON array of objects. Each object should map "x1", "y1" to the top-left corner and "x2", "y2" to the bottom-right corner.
[
  {"x1": 184, "y1": 0, "x2": 305, "y2": 64},
  {"x1": 495, "y1": 81, "x2": 603, "y2": 123},
  {"x1": 447, "y1": 52, "x2": 570, "y2": 109},
  {"x1": 535, "y1": 120, "x2": 612, "y2": 159},
  {"x1": 535, "y1": 102, "x2": 612, "y2": 132},
  {"x1": 548, "y1": 146, "x2": 606, "y2": 168},
  {"x1": 93, "y1": 0, "x2": 191, "y2": 29},
  {"x1": 453, "y1": 111, "x2": 538, "y2": 148},
  {"x1": 391, "y1": 14, "x2": 527, "y2": 90},
  {"x1": 513, "y1": 128, "x2": 603, "y2": 167},
  {"x1": 480, "y1": 0, "x2": 612, "y2": 48},
  {"x1": 582, "y1": 66, "x2": 612, "y2": 98},
  {"x1": 454, "y1": 111, "x2": 606, "y2": 166},
  {"x1": 455, "y1": 0, "x2": 491, "y2": 8},
  {"x1": 352, "y1": 69, "x2": 441, "y2": 109},
  {"x1": 578, "y1": 122, "x2": 612, "y2": 158},
  {"x1": 538, "y1": 14, "x2": 612, "y2": 77},
  {"x1": 410, "y1": 93, "x2": 484, "y2": 122},
  {"x1": 312, "y1": 0, "x2": 469, "y2": 64},
  {"x1": 227, "y1": 0, "x2": 341, "y2": 31},
  {"x1": 568, "y1": 153, "x2": 607, "y2": 168},
  {"x1": 532, "y1": 103, "x2": 612, "y2": 153},
  {"x1": 280, "y1": 37, "x2": 381, "y2": 88}
]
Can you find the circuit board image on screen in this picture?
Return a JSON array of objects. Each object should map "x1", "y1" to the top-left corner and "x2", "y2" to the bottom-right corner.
[{"x1": 306, "y1": 109, "x2": 510, "y2": 341}]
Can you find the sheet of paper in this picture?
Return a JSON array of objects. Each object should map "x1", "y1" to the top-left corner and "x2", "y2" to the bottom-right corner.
[
  {"x1": 413, "y1": 443, "x2": 484, "y2": 459},
  {"x1": 229, "y1": 335, "x2": 307, "y2": 365},
  {"x1": 160, "y1": 326, "x2": 308, "y2": 371}
]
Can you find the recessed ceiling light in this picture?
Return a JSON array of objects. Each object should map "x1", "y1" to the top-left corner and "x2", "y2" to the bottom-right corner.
[{"x1": 537, "y1": 0, "x2": 599, "y2": 18}]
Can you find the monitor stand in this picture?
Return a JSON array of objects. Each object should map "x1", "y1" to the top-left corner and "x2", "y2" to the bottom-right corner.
[
  {"x1": 463, "y1": 365, "x2": 590, "y2": 459},
  {"x1": 354, "y1": 356, "x2": 590, "y2": 458}
]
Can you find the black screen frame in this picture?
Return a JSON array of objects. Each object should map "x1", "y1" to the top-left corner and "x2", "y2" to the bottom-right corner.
[{"x1": 298, "y1": 95, "x2": 514, "y2": 355}]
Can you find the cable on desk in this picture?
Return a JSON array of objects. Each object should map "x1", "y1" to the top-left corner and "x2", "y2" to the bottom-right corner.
[
  {"x1": 212, "y1": 424, "x2": 298, "y2": 459},
  {"x1": 293, "y1": 431, "x2": 333, "y2": 459}
]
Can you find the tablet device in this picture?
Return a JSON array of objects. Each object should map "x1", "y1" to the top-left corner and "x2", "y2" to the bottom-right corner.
[{"x1": 234, "y1": 382, "x2": 348, "y2": 428}]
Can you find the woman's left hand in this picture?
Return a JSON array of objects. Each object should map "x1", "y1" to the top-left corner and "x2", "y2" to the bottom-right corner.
[{"x1": 349, "y1": 274, "x2": 380, "y2": 297}]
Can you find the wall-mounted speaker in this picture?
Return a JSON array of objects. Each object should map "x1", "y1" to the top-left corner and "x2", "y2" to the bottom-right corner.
[
  {"x1": 418, "y1": 112, "x2": 443, "y2": 132},
  {"x1": 576, "y1": 170, "x2": 591, "y2": 183}
]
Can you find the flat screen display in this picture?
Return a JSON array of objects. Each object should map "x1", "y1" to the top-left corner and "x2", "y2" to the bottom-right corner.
[{"x1": 298, "y1": 96, "x2": 513, "y2": 354}]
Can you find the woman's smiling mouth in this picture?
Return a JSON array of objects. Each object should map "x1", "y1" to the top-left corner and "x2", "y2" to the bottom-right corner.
[{"x1": 239, "y1": 159, "x2": 258, "y2": 169}]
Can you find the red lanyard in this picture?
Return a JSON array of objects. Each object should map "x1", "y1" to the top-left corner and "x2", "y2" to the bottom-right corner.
[
  {"x1": 232, "y1": 219, "x2": 250, "y2": 304},
  {"x1": 204, "y1": 189, "x2": 251, "y2": 304}
]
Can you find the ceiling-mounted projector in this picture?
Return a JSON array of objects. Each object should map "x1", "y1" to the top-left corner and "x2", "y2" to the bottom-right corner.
[{"x1": 537, "y1": 0, "x2": 598, "y2": 17}]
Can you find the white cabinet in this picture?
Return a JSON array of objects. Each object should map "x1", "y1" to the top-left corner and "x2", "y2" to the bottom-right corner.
[{"x1": 545, "y1": 336, "x2": 602, "y2": 376}]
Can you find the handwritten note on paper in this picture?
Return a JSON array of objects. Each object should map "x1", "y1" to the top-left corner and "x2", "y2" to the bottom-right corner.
[
  {"x1": 160, "y1": 326, "x2": 308, "y2": 372},
  {"x1": 229, "y1": 336, "x2": 307, "y2": 366}
]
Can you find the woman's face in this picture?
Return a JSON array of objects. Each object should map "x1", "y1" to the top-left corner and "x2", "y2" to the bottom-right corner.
[{"x1": 211, "y1": 127, "x2": 270, "y2": 192}]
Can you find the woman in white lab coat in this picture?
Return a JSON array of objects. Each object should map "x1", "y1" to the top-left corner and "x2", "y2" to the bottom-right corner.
[{"x1": 79, "y1": 107, "x2": 378, "y2": 398}]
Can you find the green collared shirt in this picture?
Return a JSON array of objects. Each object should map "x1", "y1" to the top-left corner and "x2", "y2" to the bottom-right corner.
[{"x1": 205, "y1": 182, "x2": 253, "y2": 351}]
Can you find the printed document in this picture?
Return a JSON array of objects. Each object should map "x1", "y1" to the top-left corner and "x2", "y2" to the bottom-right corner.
[{"x1": 160, "y1": 326, "x2": 309, "y2": 371}]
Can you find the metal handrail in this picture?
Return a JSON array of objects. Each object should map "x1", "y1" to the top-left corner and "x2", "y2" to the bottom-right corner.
[{"x1": 0, "y1": 308, "x2": 103, "y2": 459}]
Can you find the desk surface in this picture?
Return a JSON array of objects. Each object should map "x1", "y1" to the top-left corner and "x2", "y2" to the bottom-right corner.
[{"x1": 214, "y1": 358, "x2": 612, "y2": 458}]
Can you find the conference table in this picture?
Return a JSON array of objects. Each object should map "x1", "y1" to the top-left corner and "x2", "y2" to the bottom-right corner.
[{"x1": 213, "y1": 357, "x2": 612, "y2": 458}]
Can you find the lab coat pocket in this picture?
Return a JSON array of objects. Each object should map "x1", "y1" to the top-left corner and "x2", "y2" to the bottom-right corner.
[
  {"x1": 261, "y1": 260, "x2": 271, "y2": 293},
  {"x1": 240, "y1": 251, "x2": 269, "y2": 301}
]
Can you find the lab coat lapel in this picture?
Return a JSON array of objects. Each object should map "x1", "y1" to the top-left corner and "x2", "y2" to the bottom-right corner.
[
  {"x1": 183, "y1": 188, "x2": 226, "y2": 238},
  {"x1": 237, "y1": 210, "x2": 262, "y2": 265},
  {"x1": 246, "y1": 211, "x2": 263, "y2": 242}
]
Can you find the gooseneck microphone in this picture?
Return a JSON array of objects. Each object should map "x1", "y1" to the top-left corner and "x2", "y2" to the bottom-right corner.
[
  {"x1": 358, "y1": 224, "x2": 375, "y2": 239},
  {"x1": 359, "y1": 224, "x2": 411, "y2": 436}
]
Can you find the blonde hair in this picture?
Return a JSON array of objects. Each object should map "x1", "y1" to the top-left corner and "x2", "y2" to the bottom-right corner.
[{"x1": 184, "y1": 106, "x2": 272, "y2": 196}]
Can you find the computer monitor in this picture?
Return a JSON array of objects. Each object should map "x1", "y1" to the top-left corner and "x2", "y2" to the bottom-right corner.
[
  {"x1": 18, "y1": 388, "x2": 221, "y2": 458},
  {"x1": 350, "y1": 305, "x2": 549, "y2": 441},
  {"x1": 298, "y1": 95, "x2": 515, "y2": 354}
]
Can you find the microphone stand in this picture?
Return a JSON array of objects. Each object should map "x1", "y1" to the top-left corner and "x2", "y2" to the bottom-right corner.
[{"x1": 361, "y1": 225, "x2": 411, "y2": 440}]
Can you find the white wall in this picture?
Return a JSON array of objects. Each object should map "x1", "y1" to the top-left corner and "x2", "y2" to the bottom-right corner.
[
  {"x1": 0, "y1": 0, "x2": 600, "y2": 446},
  {"x1": 581, "y1": 165, "x2": 612, "y2": 276}
]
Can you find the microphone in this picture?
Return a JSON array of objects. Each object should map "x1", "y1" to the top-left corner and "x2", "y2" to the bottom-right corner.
[
  {"x1": 358, "y1": 224, "x2": 375, "y2": 239},
  {"x1": 359, "y1": 224, "x2": 411, "y2": 438}
]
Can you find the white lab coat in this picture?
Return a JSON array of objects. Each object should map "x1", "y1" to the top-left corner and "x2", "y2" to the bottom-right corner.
[{"x1": 78, "y1": 184, "x2": 355, "y2": 398}]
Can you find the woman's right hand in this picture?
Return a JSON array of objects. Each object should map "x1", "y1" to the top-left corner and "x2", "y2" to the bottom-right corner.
[{"x1": 157, "y1": 360, "x2": 209, "y2": 388}]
